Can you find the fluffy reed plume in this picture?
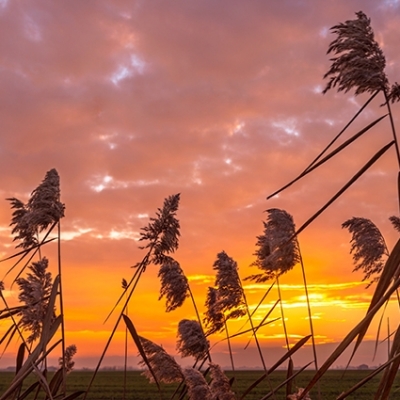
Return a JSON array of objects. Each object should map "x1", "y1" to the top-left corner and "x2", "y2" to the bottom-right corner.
[
  {"x1": 59, "y1": 344, "x2": 77, "y2": 373},
  {"x1": 209, "y1": 363, "x2": 236, "y2": 400},
  {"x1": 7, "y1": 169, "x2": 64, "y2": 249},
  {"x1": 139, "y1": 193, "x2": 180, "y2": 266},
  {"x1": 158, "y1": 256, "x2": 189, "y2": 312},
  {"x1": 248, "y1": 208, "x2": 299, "y2": 282},
  {"x1": 389, "y1": 215, "x2": 400, "y2": 233},
  {"x1": 182, "y1": 367, "x2": 212, "y2": 400},
  {"x1": 288, "y1": 388, "x2": 311, "y2": 400},
  {"x1": 27, "y1": 168, "x2": 65, "y2": 231},
  {"x1": 139, "y1": 336, "x2": 183, "y2": 383},
  {"x1": 16, "y1": 257, "x2": 54, "y2": 343},
  {"x1": 342, "y1": 217, "x2": 389, "y2": 285},
  {"x1": 176, "y1": 319, "x2": 210, "y2": 362},
  {"x1": 323, "y1": 11, "x2": 387, "y2": 96},
  {"x1": 203, "y1": 287, "x2": 225, "y2": 335},
  {"x1": 213, "y1": 251, "x2": 246, "y2": 320},
  {"x1": 388, "y1": 82, "x2": 400, "y2": 104},
  {"x1": 7, "y1": 198, "x2": 35, "y2": 249}
]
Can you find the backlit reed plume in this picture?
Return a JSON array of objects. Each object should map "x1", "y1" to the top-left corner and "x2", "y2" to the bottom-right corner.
[
  {"x1": 389, "y1": 215, "x2": 400, "y2": 233},
  {"x1": 139, "y1": 336, "x2": 183, "y2": 383},
  {"x1": 209, "y1": 363, "x2": 236, "y2": 400},
  {"x1": 59, "y1": 344, "x2": 77, "y2": 373},
  {"x1": 205, "y1": 252, "x2": 246, "y2": 371},
  {"x1": 342, "y1": 217, "x2": 389, "y2": 285},
  {"x1": 203, "y1": 287, "x2": 225, "y2": 335},
  {"x1": 183, "y1": 367, "x2": 212, "y2": 400},
  {"x1": 139, "y1": 193, "x2": 180, "y2": 266},
  {"x1": 323, "y1": 11, "x2": 400, "y2": 106},
  {"x1": 176, "y1": 319, "x2": 210, "y2": 362},
  {"x1": 323, "y1": 11, "x2": 387, "y2": 96},
  {"x1": 248, "y1": 209, "x2": 299, "y2": 282},
  {"x1": 16, "y1": 257, "x2": 54, "y2": 343},
  {"x1": 213, "y1": 251, "x2": 246, "y2": 320},
  {"x1": 7, "y1": 168, "x2": 64, "y2": 249},
  {"x1": 158, "y1": 256, "x2": 189, "y2": 312}
]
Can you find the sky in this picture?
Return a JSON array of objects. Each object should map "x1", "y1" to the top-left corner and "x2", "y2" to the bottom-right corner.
[{"x1": 0, "y1": 0, "x2": 400, "y2": 371}]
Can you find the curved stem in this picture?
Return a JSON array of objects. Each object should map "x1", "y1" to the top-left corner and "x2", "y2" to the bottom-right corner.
[{"x1": 276, "y1": 276, "x2": 290, "y2": 353}]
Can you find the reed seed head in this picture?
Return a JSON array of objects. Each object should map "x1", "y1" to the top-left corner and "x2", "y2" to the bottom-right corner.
[
  {"x1": 323, "y1": 11, "x2": 388, "y2": 96},
  {"x1": 209, "y1": 363, "x2": 236, "y2": 400},
  {"x1": 342, "y1": 217, "x2": 388, "y2": 286},
  {"x1": 139, "y1": 336, "x2": 183, "y2": 383},
  {"x1": 183, "y1": 367, "x2": 212, "y2": 400},
  {"x1": 59, "y1": 344, "x2": 77, "y2": 373},
  {"x1": 28, "y1": 168, "x2": 65, "y2": 231},
  {"x1": 139, "y1": 194, "x2": 180, "y2": 266},
  {"x1": 213, "y1": 251, "x2": 246, "y2": 320},
  {"x1": 248, "y1": 208, "x2": 299, "y2": 282},
  {"x1": 158, "y1": 257, "x2": 189, "y2": 312},
  {"x1": 7, "y1": 169, "x2": 64, "y2": 249},
  {"x1": 176, "y1": 319, "x2": 210, "y2": 361},
  {"x1": 203, "y1": 287, "x2": 225, "y2": 335},
  {"x1": 16, "y1": 257, "x2": 54, "y2": 343},
  {"x1": 389, "y1": 215, "x2": 400, "y2": 233}
]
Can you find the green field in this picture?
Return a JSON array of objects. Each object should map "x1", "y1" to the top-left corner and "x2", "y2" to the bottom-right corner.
[{"x1": 1, "y1": 369, "x2": 399, "y2": 399}]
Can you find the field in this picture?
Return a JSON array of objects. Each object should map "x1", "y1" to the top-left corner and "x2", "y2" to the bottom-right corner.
[{"x1": 1, "y1": 370, "x2": 399, "y2": 400}]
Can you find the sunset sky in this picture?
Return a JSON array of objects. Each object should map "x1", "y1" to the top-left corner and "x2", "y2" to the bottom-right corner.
[{"x1": 0, "y1": 0, "x2": 400, "y2": 370}]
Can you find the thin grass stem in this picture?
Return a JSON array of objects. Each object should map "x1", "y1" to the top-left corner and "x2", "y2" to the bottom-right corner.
[
  {"x1": 297, "y1": 242, "x2": 320, "y2": 399},
  {"x1": 187, "y1": 286, "x2": 212, "y2": 363},
  {"x1": 293, "y1": 141, "x2": 394, "y2": 238},
  {"x1": 298, "y1": 248, "x2": 318, "y2": 368},
  {"x1": 84, "y1": 261, "x2": 147, "y2": 399},
  {"x1": 57, "y1": 222, "x2": 66, "y2": 395},
  {"x1": 276, "y1": 276, "x2": 290, "y2": 353},
  {"x1": 239, "y1": 279, "x2": 278, "y2": 400},
  {"x1": 384, "y1": 90, "x2": 400, "y2": 168},
  {"x1": 267, "y1": 112, "x2": 386, "y2": 200},
  {"x1": 123, "y1": 299, "x2": 128, "y2": 400},
  {"x1": 303, "y1": 90, "x2": 379, "y2": 173},
  {"x1": 223, "y1": 318, "x2": 235, "y2": 372}
]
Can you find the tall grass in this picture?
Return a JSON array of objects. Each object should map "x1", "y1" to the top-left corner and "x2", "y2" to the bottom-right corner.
[{"x1": 1, "y1": 10, "x2": 400, "y2": 400}]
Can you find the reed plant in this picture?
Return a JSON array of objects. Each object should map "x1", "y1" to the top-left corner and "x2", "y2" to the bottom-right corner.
[
  {"x1": 2, "y1": 9, "x2": 400, "y2": 400},
  {"x1": 0, "y1": 169, "x2": 82, "y2": 400}
]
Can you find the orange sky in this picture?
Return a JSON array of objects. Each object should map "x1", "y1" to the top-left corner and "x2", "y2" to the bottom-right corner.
[{"x1": 0, "y1": 0, "x2": 400, "y2": 370}]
